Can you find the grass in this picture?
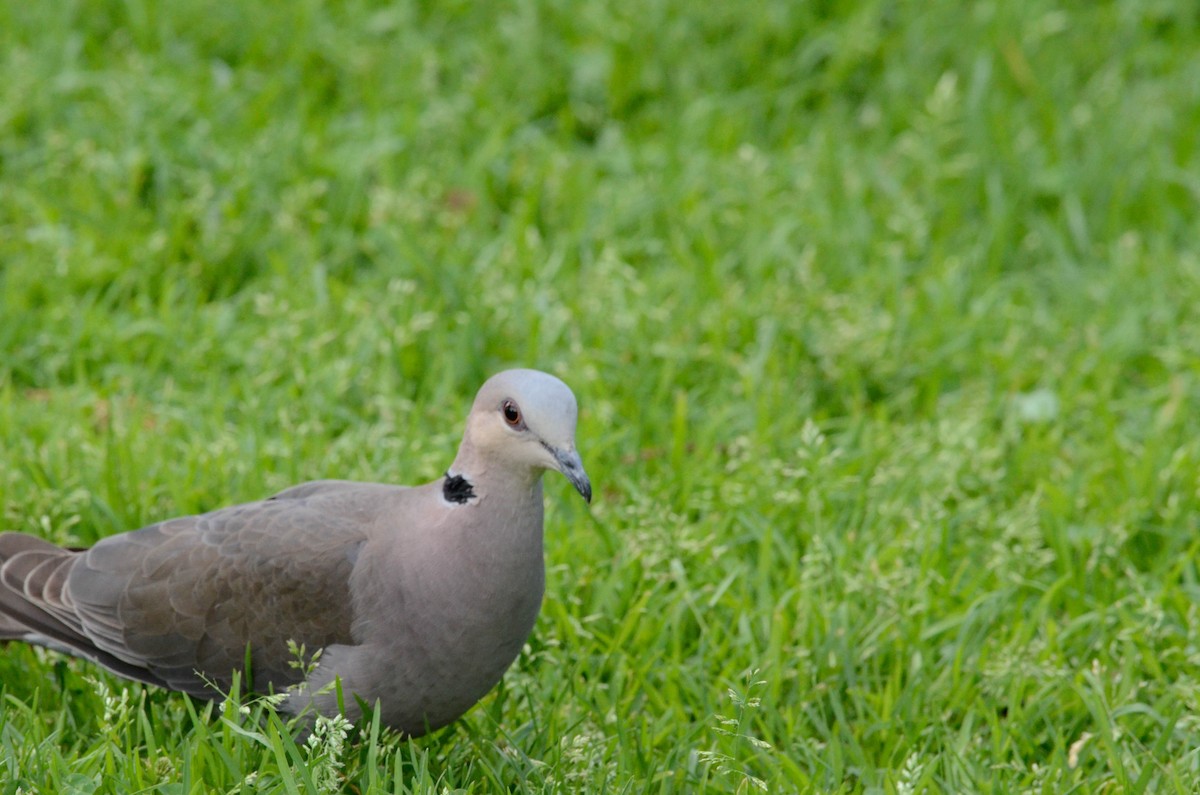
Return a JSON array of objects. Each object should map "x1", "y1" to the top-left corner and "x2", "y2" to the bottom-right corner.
[{"x1": 2, "y1": 0, "x2": 1200, "y2": 791}]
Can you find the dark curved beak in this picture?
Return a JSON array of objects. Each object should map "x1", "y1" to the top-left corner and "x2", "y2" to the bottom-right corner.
[{"x1": 552, "y1": 447, "x2": 592, "y2": 503}]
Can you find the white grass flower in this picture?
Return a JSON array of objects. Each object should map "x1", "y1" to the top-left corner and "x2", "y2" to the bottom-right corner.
[
  {"x1": 896, "y1": 752, "x2": 924, "y2": 795},
  {"x1": 304, "y1": 713, "x2": 354, "y2": 794},
  {"x1": 698, "y1": 670, "x2": 773, "y2": 792}
]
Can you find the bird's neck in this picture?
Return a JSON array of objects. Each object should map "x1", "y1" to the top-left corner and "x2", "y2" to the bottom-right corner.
[{"x1": 446, "y1": 442, "x2": 542, "y2": 507}]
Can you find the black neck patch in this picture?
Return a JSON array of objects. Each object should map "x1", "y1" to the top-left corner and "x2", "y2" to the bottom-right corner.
[{"x1": 443, "y1": 472, "x2": 476, "y2": 504}]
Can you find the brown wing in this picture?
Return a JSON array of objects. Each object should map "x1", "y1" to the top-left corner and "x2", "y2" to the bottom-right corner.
[
  {"x1": 1, "y1": 485, "x2": 375, "y2": 699},
  {"x1": 69, "y1": 495, "x2": 369, "y2": 697}
]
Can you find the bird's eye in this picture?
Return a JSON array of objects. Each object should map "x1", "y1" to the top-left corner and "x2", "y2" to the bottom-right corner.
[{"x1": 502, "y1": 399, "x2": 523, "y2": 427}]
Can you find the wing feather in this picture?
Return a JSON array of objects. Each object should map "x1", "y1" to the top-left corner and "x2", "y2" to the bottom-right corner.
[{"x1": 2, "y1": 483, "x2": 384, "y2": 698}]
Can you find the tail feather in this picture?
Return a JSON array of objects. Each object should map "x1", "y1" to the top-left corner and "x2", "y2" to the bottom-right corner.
[
  {"x1": 0, "y1": 534, "x2": 88, "y2": 641},
  {"x1": 0, "y1": 582, "x2": 89, "y2": 650},
  {"x1": 0, "y1": 532, "x2": 173, "y2": 690},
  {"x1": 0, "y1": 612, "x2": 30, "y2": 638}
]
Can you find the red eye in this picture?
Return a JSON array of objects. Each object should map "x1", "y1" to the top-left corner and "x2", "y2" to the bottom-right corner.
[{"x1": 502, "y1": 400, "x2": 522, "y2": 426}]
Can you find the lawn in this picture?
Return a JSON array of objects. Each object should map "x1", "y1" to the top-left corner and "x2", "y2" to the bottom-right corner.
[{"x1": 2, "y1": 0, "x2": 1200, "y2": 791}]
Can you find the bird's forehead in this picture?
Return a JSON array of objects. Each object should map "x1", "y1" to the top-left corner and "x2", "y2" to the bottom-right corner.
[{"x1": 475, "y1": 369, "x2": 578, "y2": 425}]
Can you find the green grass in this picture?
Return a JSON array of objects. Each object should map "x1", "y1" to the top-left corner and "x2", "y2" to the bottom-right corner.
[{"x1": 2, "y1": 0, "x2": 1200, "y2": 791}]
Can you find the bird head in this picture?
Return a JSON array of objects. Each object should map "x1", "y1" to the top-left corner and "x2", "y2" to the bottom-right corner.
[{"x1": 459, "y1": 369, "x2": 591, "y2": 503}]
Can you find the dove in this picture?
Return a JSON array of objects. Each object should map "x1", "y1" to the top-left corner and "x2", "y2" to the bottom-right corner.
[{"x1": 0, "y1": 369, "x2": 590, "y2": 736}]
